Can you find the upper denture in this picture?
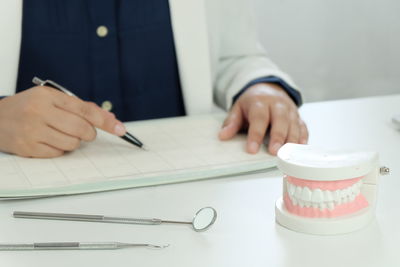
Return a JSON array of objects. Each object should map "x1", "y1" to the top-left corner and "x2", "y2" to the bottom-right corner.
[
  {"x1": 286, "y1": 175, "x2": 362, "y2": 191},
  {"x1": 284, "y1": 175, "x2": 368, "y2": 218}
]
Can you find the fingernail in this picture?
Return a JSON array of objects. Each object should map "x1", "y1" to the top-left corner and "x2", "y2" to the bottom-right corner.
[
  {"x1": 114, "y1": 123, "x2": 126, "y2": 136},
  {"x1": 218, "y1": 126, "x2": 230, "y2": 138},
  {"x1": 271, "y1": 143, "x2": 282, "y2": 154},
  {"x1": 221, "y1": 123, "x2": 231, "y2": 130},
  {"x1": 218, "y1": 129, "x2": 225, "y2": 139},
  {"x1": 248, "y1": 141, "x2": 260, "y2": 154}
]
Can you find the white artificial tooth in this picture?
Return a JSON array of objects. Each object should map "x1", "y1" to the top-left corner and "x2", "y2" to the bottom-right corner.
[
  {"x1": 346, "y1": 188, "x2": 352, "y2": 197},
  {"x1": 288, "y1": 183, "x2": 296, "y2": 196},
  {"x1": 312, "y1": 203, "x2": 318, "y2": 209},
  {"x1": 324, "y1": 191, "x2": 333, "y2": 202},
  {"x1": 342, "y1": 195, "x2": 349, "y2": 203},
  {"x1": 311, "y1": 189, "x2": 324, "y2": 203},
  {"x1": 349, "y1": 194, "x2": 356, "y2": 202},
  {"x1": 348, "y1": 184, "x2": 354, "y2": 195},
  {"x1": 340, "y1": 189, "x2": 347, "y2": 199},
  {"x1": 295, "y1": 186, "x2": 303, "y2": 200},
  {"x1": 292, "y1": 198, "x2": 298, "y2": 206},
  {"x1": 344, "y1": 187, "x2": 351, "y2": 197},
  {"x1": 302, "y1": 187, "x2": 312, "y2": 201},
  {"x1": 327, "y1": 202, "x2": 335, "y2": 210},
  {"x1": 351, "y1": 183, "x2": 358, "y2": 193},
  {"x1": 305, "y1": 201, "x2": 311, "y2": 208},
  {"x1": 319, "y1": 202, "x2": 327, "y2": 211},
  {"x1": 333, "y1": 190, "x2": 340, "y2": 202},
  {"x1": 299, "y1": 200, "x2": 305, "y2": 208},
  {"x1": 350, "y1": 184, "x2": 357, "y2": 193},
  {"x1": 349, "y1": 187, "x2": 353, "y2": 195}
]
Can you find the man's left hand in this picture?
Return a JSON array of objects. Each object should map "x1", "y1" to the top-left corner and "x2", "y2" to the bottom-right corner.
[{"x1": 218, "y1": 83, "x2": 308, "y2": 155}]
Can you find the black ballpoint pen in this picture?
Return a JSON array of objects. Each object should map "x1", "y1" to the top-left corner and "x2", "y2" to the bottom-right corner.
[{"x1": 32, "y1": 77, "x2": 147, "y2": 150}]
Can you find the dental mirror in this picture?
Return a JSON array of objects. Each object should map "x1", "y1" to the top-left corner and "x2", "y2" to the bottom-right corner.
[
  {"x1": 13, "y1": 207, "x2": 217, "y2": 232},
  {"x1": 162, "y1": 207, "x2": 217, "y2": 232}
]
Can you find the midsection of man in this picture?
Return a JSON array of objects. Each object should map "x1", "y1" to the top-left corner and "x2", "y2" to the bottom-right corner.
[{"x1": 0, "y1": 0, "x2": 308, "y2": 158}]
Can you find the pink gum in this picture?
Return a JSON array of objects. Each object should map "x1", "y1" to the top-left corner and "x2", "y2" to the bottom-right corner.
[{"x1": 286, "y1": 175, "x2": 363, "y2": 191}]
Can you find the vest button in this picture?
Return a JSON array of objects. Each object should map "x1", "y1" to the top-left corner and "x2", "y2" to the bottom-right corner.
[
  {"x1": 96, "y1": 26, "x2": 108, "y2": 38},
  {"x1": 101, "y1": 100, "x2": 113, "y2": 111}
]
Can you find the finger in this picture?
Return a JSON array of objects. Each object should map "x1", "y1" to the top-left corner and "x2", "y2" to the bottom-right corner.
[
  {"x1": 52, "y1": 93, "x2": 126, "y2": 136},
  {"x1": 286, "y1": 113, "x2": 301, "y2": 144},
  {"x1": 44, "y1": 107, "x2": 97, "y2": 142},
  {"x1": 268, "y1": 103, "x2": 290, "y2": 155},
  {"x1": 299, "y1": 119, "x2": 309, "y2": 144},
  {"x1": 246, "y1": 104, "x2": 270, "y2": 154},
  {"x1": 31, "y1": 143, "x2": 64, "y2": 158},
  {"x1": 219, "y1": 104, "x2": 243, "y2": 140},
  {"x1": 96, "y1": 105, "x2": 126, "y2": 136},
  {"x1": 39, "y1": 126, "x2": 81, "y2": 152}
]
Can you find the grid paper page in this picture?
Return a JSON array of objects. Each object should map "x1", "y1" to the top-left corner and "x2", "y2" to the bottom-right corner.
[{"x1": 0, "y1": 114, "x2": 276, "y2": 198}]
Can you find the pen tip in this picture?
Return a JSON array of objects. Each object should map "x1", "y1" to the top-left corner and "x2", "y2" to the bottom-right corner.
[{"x1": 141, "y1": 145, "x2": 149, "y2": 151}]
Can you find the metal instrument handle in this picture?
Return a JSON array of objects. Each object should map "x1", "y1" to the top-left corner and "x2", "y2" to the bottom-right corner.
[
  {"x1": 103, "y1": 216, "x2": 162, "y2": 225},
  {"x1": 0, "y1": 243, "x2": 34, "y2": 250},
  {"x1": 14, "y1": 211, "x2": 104, "y2": 222},
  {"x1": 13, "y1": 211, "x2": 162, "y2": 225}
]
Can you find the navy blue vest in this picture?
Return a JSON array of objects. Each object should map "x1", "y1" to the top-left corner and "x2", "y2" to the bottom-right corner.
[{"x1": 16, "y1": 0, "x2": 186, "y2": 122}]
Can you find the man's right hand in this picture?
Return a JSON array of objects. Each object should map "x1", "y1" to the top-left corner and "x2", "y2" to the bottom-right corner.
[{"x1": 0, "y1": 86, "x2": 127, "y2": 158}]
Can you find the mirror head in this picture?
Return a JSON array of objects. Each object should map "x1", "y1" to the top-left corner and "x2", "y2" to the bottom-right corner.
[{"x1": 192, "y1": 207, "x2": 217, "y2": 232}]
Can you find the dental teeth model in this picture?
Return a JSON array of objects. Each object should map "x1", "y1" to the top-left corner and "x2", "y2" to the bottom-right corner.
[{"x1": 275, "y1": 143, "x2": 389, "y2": 235}]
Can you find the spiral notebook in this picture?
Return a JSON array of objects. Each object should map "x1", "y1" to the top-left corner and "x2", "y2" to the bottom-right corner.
[{"x1": 0, "y1": 114, "x2": 276, "y2": 199}]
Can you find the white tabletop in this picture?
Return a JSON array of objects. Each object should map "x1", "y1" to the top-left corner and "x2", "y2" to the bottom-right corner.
[{"x1": 0, "y1": 94, "x2": 399, "y2": 267}]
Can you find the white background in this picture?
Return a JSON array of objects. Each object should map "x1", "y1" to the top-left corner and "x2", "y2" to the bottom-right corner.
[{"x1": 253, "y1": 0, "x2": 400, "y2": 102}]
